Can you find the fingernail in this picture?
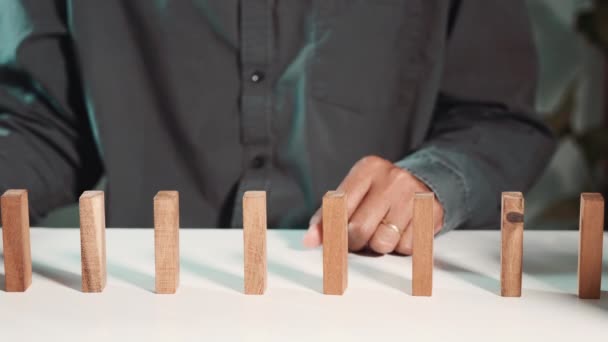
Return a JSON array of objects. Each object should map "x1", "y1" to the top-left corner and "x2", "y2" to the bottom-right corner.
[
  {"x1": 302, "y1": 226, "x2": 320, "y2": 248},
  {"x1": 305, "y1": 224, "x2": 315, "y2": 235},
  {"x1": 309, "y1": 213, "x2": 320, "y2": 226},
  {"x1": 377, "y1": 234, "x2": 395, "y2": 247}
]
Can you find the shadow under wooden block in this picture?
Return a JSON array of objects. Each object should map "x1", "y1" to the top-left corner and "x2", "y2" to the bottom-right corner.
[
  {"x1": 0, "y1": 250, "x2": 80, "y2": 292},
  {"x1": 106, "y1": 259, "x2": 155, "y2": 293},
  {"x1": 590, "y1": 291, "x2": 608, "y2": 311},
  {"x1": 350, "y1": 258, "x2": 411, "y2": 295},
  {"x1": 434, "y1": 257, "x2": 499, "y2": 295},
  {"x1": 267, "y1": 259, "x2": 322, "y2": 293},
  {"x1": 32, "y1": 260, "x2": 81, "y2": 292},
  {"x1": 181, "y1": 257, "x2": 242, "y2": 293}
]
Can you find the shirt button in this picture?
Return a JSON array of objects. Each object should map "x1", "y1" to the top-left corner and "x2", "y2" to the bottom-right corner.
[
  {"x1": 250, "y1": 155, "x2": 267, "y2": 169},
  {"x1": 250, "y1": 71, "x2": 265, "y2": 83}
]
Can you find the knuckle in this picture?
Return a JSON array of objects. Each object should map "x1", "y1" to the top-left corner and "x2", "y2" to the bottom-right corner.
[
  {"x1": 347, "y1": 220, "x2": 374, "y2": 248},
  {"x1": 357, "y1": 155, "x2": 385, "y2": 170},
  {"x1": 349, "y1": 220, "x2": 372, "y2": 237},
  {"x1": 378, "y1": 197, "x2": 392, "y2": 211},
  {"x1": 388, "y1": 167, "x2": 410, "y2": 185}
]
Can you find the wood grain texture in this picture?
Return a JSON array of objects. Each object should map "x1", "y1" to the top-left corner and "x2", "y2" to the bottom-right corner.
[
  {"x1": 412, "y1": 192, "x2": 434, "y2": 296},
  {"x1": 322, "y1": 191, "x2": 348, "y2": 295},
  {"x1": 79, "y1": 191, "x2": 107, "y2": 293},
  {"x1": 578, "y1": 193, "x2": 604, "y2": 299},
  {"x1": 1, "y1": 189, "x2": 32, "y2": 292},
  {"x1": 501, "y1": 192, "x2": 524, "y2": 297},
  {"x1": 154, "y1": 191, "x2": 180, "y2": 294},
  {"x1": 243, "y1": 191, "x2": 267, "y2": 295}
]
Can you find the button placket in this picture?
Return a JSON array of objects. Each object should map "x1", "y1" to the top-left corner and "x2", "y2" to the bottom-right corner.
[
  {"x1": 250, "y1": 71, "x2": 265, "y2": 83},
  {"x1": 230, "y1": 0, "x2": 274, "y2": 228}
]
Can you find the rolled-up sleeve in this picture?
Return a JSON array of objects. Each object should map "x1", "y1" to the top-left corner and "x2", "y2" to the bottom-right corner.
[{"x1": 397, "y1": 0, "x2": 556, "y2": 231}]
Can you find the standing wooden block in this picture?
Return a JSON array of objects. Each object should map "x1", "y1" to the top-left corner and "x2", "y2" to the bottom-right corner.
[
  {"x1": 578, "y1": 193, "x2": 604, "y2": 299},
  {"x1": 501, "y1": 192, "x2": 524, "y2": 297},
  {"x1": 412, "y1": 192, "x2": 434, "y2": 296},
  {"x1": 154, "y1": 191, "x2": 180, "y2": 294},
  {"x1": 79, "y1": 191, "x2": 107, "y2": 293},
  {"x1": 322, "y1": 191, "x2": 348, "y2": 295},
  {"x1": 243, "y1": 191, "x2": 267, "y2": 295},
  {"x1": 1, "y1": 189, "x2": 32, "y2": 292}
]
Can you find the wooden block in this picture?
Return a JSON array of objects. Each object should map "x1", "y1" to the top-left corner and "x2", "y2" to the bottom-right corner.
[
  {"x1": 500, "y1": 192, "x2": 524, "y2": 297},
  {"x1": 578, "y1": 193, "x2": 604, "y2": 299},
  {"x1": 1, "y1": 189, "x2": 32, "y2": 292},
  {"x1": 412, "y1": 192, "x2": 434, "y2": 296},
  {"x1": 322, "y1": 191, "x2": 348, "y2": 295},
  {"x1": 79, "y1": 191, "x2": 107, "y2": 293},
  {"x1": 243, "y1": 191, "x2": 267, "y2": 295},
  {"x1": 154, "y1": 191, "x2": 180, "y2": 294}
]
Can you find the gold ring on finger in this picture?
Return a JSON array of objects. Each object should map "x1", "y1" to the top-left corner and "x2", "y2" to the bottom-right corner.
[{"x1": 381, "y1": 220, "x2": 401, "y2": 235}]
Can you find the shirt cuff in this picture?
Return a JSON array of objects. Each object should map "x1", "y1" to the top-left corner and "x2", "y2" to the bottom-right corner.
[{"x1": 395, "y1": 147, "x2": 471, "y2": 233}]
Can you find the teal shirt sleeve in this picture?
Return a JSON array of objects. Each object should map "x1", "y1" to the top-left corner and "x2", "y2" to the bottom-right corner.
[
  {"x1": 396, "y1": 146, "x2": 469, "y2": 232},
  {"x1": 396, "y1": 98, "x2": 555, "y2": 232}
]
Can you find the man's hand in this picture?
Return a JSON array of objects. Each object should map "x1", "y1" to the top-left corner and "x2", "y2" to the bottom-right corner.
[{"x1": 302, "y1": 156, "x2": 444, "y2": 255}]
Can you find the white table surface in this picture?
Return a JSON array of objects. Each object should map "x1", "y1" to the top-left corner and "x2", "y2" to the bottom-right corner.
[{"x1": 0, "y1": 228, "x2": 606, "y2": 341}]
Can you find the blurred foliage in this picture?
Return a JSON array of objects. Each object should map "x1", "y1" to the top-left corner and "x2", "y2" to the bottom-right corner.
[
  {"x1": 576, "y1": 0, "x2": 608, "y2": 53},
  {"x1": 540, "y1": 0, "x2": 608, "y2": 222}
]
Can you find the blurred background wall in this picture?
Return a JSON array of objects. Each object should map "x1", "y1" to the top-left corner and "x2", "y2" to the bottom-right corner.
[{"x1": 38, "y1": 0, "x2": 608, "y2": 228}]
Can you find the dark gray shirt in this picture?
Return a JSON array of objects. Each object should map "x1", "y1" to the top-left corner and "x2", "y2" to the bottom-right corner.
[{"x1": 0, "y1": 0, "x2": 555, "y2": 229}]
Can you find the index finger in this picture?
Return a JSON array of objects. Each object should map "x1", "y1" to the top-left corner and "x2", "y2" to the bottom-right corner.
[{"x1": 302, "y1": 158, "x2": 376, "y2": 247}]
